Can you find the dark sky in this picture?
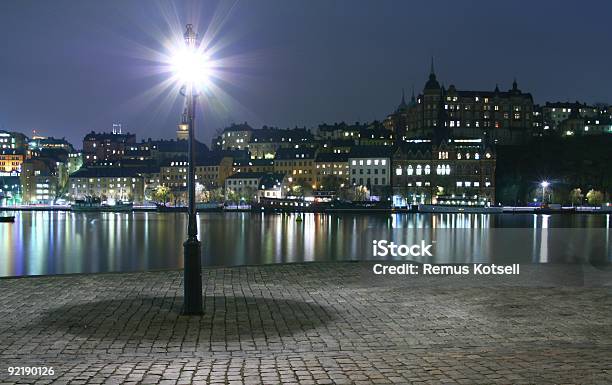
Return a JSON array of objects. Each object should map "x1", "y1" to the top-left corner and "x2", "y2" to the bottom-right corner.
[{"x1": 0, "y1": 0, "x2": 611, "y2": 148}]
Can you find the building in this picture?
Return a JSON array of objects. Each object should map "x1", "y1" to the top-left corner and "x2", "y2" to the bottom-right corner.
[
  {"x1": 232, "y1": 158, "x2": 275, "y2": 174},
  {"x1": 584, "y1": 116, "x2": 612, "y2": 136},
  {"x1": 160, "y1": 155, "x2": 233, "y2": 191},
  {"x1": 387, "y1": 61, "x2": 534, "y2": 145},
  {"x1": 68, "y1": 167, "x2": 158, "y2": 203},
  {"x1": 316, "y1": 122, "x2": 364, "y2": 141},
  {"x1": 0, "y1": 130, "x2": 28, "y2": 151},
  {"x1": 0, "y1": 149, "x2": 25, "y2": 174},
  {"x1": 224, "y1": 172, "x2": 286, "y2": 201},
  {"x1": 540, "y1": 101, "x2": 599, "y2": 133},
  {"x1": 82, "y1": 130, "x2": 136, "y2": 165},
  {"x1": 20, "y1": 158, "x2": 61, "y2": 204},
  {"x1": 356, "y1": 125, "x2": 395, "y2": 146},
  {"x1": 392, "y1": 139, "x2": 496, "y2": 205},
  {"x1": 314, "y1": 152, "x2": 349, "y2": 190},
  {"x1": 176, "y1": 109, "x2": 189, "y2": 140},
  {"x1": 248, "y1": 127, "x2": 314, "y2": 159},
  {"x1": 273, "y1": 147, "x2": 317, "y2": 189},
  {"x1": 219, "y1": 123, "x2": 253, "y2": 150},
  {"x1": 383, "y1": 89, "x2": 415, "y2": 136},
  {"x1": 348, "y1": 146, "x2": 393, "y2": 195},
  {"x1": 0, "y1": 175, "x2": 21, "y2": 205},
  {"x1": 30, "y1": 136, "x2": 75, "y2": 152},
  {"x1": 316, "y1": 139, "x2": 353, "y2": 155}
]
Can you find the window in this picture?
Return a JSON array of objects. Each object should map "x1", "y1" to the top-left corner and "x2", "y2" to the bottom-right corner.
[
  {"x1": 395, "y1": 168, "x2": 402, "y2": 176},
  {"x1": 425, "y1": 165, "x2": 430, "y2": 175},
  {"x1": 407, "y1": 165, "x2": 413, "y2": 175}
]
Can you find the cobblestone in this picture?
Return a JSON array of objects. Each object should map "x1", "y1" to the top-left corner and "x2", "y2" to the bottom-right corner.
[{"x1": 0, "y1": 262, "x2": 611, "y2": 384}]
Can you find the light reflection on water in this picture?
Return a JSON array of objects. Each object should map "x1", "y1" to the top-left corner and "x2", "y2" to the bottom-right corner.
[{"x1": 0, "y1": 211, "x2": 609, "y2": 277}]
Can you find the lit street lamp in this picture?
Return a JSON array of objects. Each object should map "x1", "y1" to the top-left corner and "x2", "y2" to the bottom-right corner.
[
  {"x1": 174, "y1": 24, "x2": 208, "y2": 315},
  {"x1": 540, "y1": 181, "x2": 550, "y2": 205}
]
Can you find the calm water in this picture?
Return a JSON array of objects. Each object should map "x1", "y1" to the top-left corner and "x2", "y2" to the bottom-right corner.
[{"x1": 0, "y1": 211, "x2": 610, "y2": 277}]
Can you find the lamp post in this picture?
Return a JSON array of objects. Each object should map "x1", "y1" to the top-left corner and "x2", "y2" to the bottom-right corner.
[
  {"x1": 181, "y1": 24, "x2": 203, "y2": 315},
  {"x1": 540, "y1": 181, "x2": 550, "y2": 205}
]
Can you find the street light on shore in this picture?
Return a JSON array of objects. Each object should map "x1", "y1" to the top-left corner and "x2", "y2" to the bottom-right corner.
[
  {"x1": 540, "y1": 181, "x2": 550, "y2": 204},
  {"x1": 173, "y1": 24, "x2": 208, "y2": 315}
]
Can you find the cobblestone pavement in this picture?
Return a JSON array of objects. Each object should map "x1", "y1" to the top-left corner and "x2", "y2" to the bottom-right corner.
[{"x1": 0, "y1": 262, "x2": 611, "y2": 384}]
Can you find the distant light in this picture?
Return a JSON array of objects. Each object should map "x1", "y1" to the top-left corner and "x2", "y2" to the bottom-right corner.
[{"x1": 541, "y1": 181, "x2": 550, "y2": 188}]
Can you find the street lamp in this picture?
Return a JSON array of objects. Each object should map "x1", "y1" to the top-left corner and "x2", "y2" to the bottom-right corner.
[
  {"x1": 540, "y1": 181, "x2": 550, "y2": 204},
  {"x1": 173, "y1": 24, "x2": 208, "y2": 315}
]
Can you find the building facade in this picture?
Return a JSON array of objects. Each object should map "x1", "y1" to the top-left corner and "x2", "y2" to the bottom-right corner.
[
  {"x1": 83, "y1": 130, "x2": 136, "y2": 165},
  {"x1": 273, "y1": 148, "x2": 317, "y2": 189},
  {"x1": 0, "y1": 149, "x2": 25, "y2": 174},
  {"x1": 386, "y1": 63, "x2": 534, "y2": 145},
  {"x1": 314, "y1": 152, "x2": 349, "y2": 190},
  {"x1": 392, "y1": 139, "x2": 496, "y2": 205},
  {"x1": 68, "y1": 167, "x2": 154, "y2": 203},
  {"x1": 348, "y1": 146, "x2": 393, "y2": 194}
]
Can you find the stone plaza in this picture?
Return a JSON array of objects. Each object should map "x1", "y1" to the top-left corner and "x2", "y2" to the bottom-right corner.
[{"x1": 0, "y1": 262, "x2": 611, "y2": 384}]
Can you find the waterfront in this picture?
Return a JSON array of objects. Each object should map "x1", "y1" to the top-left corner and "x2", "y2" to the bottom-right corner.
[{"x1": 0, "y1": 211, "x2": 609, "y2": 278}]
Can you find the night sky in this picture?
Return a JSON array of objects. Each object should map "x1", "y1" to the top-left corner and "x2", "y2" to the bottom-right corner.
[{"x1": 0, "y1": 0, "x2": 610, "y2": 148}]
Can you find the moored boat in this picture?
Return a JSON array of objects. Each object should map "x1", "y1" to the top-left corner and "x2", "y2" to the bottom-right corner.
[
  {"x1": 418, "y1": 204, "x2": 503, "y2": 213},
  {"x1": 0, "y1": 215, "x2": 15, "y2": 223},
  {"x1": 71, "y1": 198, "x2": 133, "y2": 212}
]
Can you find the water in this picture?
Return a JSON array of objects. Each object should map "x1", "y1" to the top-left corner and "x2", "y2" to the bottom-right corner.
[{"x1": 0, "y1": 211, "x2": 610, "y2": 277}]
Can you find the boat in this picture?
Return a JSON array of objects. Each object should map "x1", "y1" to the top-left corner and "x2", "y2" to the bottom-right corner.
[
  {"x1": 0, "y1": 216, "x2": 15, "y2": 223},
  {"x1": 196, "y1": 202, "x2": 224, "y2": 212},
  {"x1": 325, "y1": 200, "x2": 392, "y2": 213},
  {"x1": 417, "y1": 204, "x2": 503, "y2": 213},
  {"x1": 71, "y1": 197, "x2": 133, "y2": 212}
]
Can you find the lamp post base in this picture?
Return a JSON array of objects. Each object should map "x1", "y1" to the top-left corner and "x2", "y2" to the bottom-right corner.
[{"x1": 183, "y1": 237, "x2": 203, "y2": 315}]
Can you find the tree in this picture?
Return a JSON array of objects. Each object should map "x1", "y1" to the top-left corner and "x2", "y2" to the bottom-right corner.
[
  {"x1": 195, "y1": 183, "x2": 212, "y2": 203},
  {"x1": 569, "y1": 188, "x2": 584, "y2": 206},
  {"x1": 225, "y1": 188, "x2": 240, "y2": 203},
  {"x1": 152, "y1": 186, "x2": 171, "y2": 206},
  {"x1": 320, "y1": 175, "x2": 343, "y2": 192},
  {"x1": 586, "y1": 189, "x2": 604, "y2": 206},
  {"x1": 209, "y1": 188, "x2": 224, "y2": 202},
  {"x1": 353, "y1": 186, "x2": 370, "y2": 202}
]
